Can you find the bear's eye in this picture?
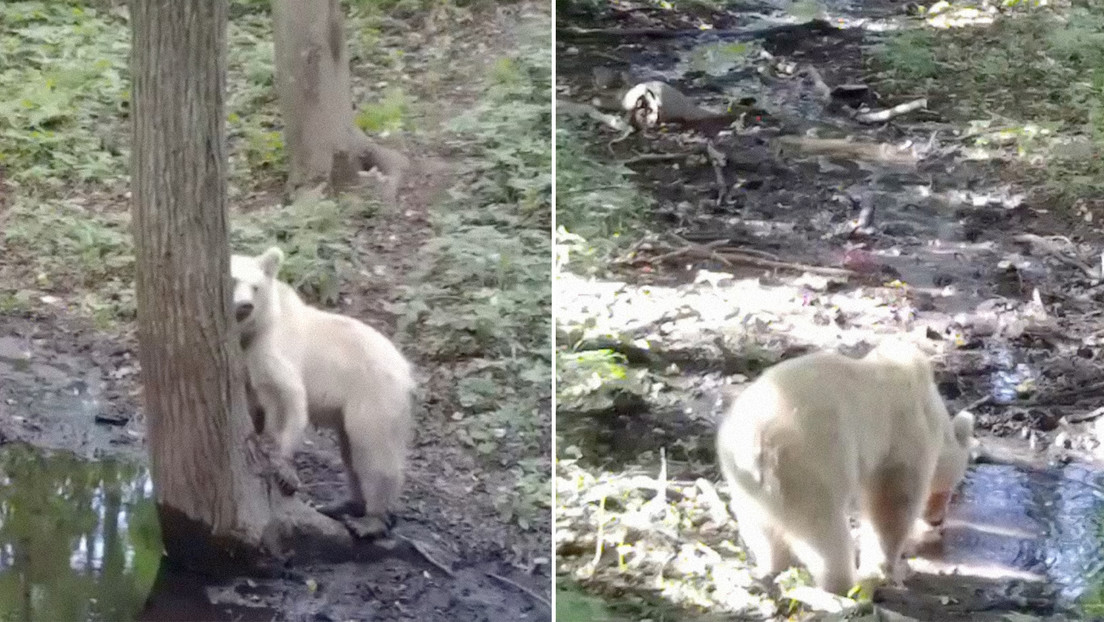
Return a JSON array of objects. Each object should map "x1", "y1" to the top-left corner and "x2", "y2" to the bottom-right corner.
[{"x1": 252, "y1": 284, "x2": 259, "y2": 293}]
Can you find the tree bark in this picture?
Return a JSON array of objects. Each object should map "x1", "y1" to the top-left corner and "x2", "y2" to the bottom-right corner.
[
  {"x1": 271, "y1": 0, "x2": 409, "y2": 199},
  {"x1": 130, "y1": 0, "x2": 352, "y2": 573}
]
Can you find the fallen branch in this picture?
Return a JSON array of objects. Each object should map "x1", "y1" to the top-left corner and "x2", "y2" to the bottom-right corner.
[
  {"x1": 717, "y1": 252, "x2": 856, "y2": 277},
  {"x1": 486, "y1": 572, "x2": 552, "y2": 609},
  {"x1": 853, "y1": 98, "x2": 928, "y2": 124},
  {"x1": 1023, "y1": 380, "x2": 1104, "y2": 407},
  {"x1": 774, "y1": 135, "x2": 918, "y2": 167},
  {"x1": 642, "y1": 235, "x2": 856, "y2": 277},
  {"x1": 649, "y1": 239, "x2": 732, "y2": 267},
  {"x1": 1066, "y1": 406, "x2": 1104, "y2": 424},
  {"x1": 557, "y1": 19, "x2": 836, "y2": 42},
  {"x1": 671, "y1": 234, "x2": 783, "y2": 263},
  {"x1": 620, "y1": 152, "x2": 696, "y2": 165},
  {"x1": 1012, "y1": 233, "x2": 1099, "y2": 281}
]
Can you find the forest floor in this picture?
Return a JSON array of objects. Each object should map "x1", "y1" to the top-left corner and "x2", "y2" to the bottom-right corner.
[
  {"x1": 556, "y1": 0, "x2": 1104, "y2": 620},
  {"x1": 0, "y1": 2, "x2": 551, "y2": 621}
]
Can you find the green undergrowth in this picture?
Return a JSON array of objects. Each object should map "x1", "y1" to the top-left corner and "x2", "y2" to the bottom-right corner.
[
  {"x1": 555, "y1": 120, "x2": 654, "y2": 456},
  {"x1": 868, "y1": 2, "x2": 1104, "y2": 201},
  {"x1": 555, "y1": 119, "x2": 653, "y2": 277},
  {"x1": 394, "y1": 14, "x2": 551, "y2": 530},
  {"x1": 0, "y1": 192, "x2": 375, "y2": 328},
  {"x1": 0, "y1": 0, "x2": 416, "y2": 321}
]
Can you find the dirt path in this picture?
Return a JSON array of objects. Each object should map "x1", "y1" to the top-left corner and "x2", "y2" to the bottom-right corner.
[
  {"x1": 556, "y1": 1, "x2": 1104, "y2": 619},
  {"x1": 0, "y1": 4, "x2": 550, "y2": 621}
]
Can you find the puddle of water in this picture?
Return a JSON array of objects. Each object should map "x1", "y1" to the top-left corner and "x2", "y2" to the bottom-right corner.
[
  {"x1": 0, "y1": 443, "x2": 160, "y2": 621},
  {"x1": 985, "y1": 345, "x2": 1035, "y2": 405},
  {"x1": 933, "y1": 463, "x2": 1104, "y2": 611},
  {"x1": 0, "y1": 443, "x2": 276, "y2": 622}
]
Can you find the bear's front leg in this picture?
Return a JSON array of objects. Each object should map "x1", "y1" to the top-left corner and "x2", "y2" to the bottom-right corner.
[
  {"x1": 863, "y1": 466, "x2": 927, "y2": 586},
  {"x1": 252, "y1": 362, "x2": 309, "y2": 496}
]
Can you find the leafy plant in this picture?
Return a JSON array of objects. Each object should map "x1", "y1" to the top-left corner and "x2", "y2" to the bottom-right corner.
[
  {"x1": 556, "y1": 119, "x2": 653, "y2": 276},
  {"x1": 868, "y1": 3, "x2": 1104, "y2": 204},
  {"x1": 396, "y1": 17, "x2": 551, "y2": 529},
  {"x1": 556, "y1": 349, "x2": 649, "y2": 415},
  {"x1": 355, "y1": 87, "x2": 411, "y2": 133}
]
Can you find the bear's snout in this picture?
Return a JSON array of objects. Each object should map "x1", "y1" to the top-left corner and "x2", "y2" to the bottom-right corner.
[{"x1": 235, "y1": 302, "x2": 255, "y2": 322}]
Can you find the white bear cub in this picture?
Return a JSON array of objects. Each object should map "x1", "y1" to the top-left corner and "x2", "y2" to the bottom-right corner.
[
  {"x1": 231, "y1": 247, "x2": 415, "y2": 533},
  {"x1": 715, "y1": 340, "x2": 974, "y2": 595}
]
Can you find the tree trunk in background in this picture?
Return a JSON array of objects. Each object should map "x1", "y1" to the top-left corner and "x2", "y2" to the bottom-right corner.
[
  {"x1": 271, "y1": 0, "x2": 409, "y2": 199},
  {"x1": 130, "y1": 0, "x2": 351, "y2": 571}
]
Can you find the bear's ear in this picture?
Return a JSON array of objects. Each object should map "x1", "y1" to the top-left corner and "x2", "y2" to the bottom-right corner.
[
  {"x1": 952, "y1": 411, "x2": 975, "y2": 446},
  {"x1": 258, "y1": 247, "x2": 284, "y2": 278}
]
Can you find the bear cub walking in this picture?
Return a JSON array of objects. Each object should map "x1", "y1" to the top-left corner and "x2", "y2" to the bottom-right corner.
[
  {"x1": 232, "y1": 247, "x2": 415, "y2": 535},
  {"x1": 715, "y1": 340, "x2": 974, "y2": 595}
]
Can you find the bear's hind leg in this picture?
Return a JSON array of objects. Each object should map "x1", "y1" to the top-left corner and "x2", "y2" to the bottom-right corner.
[
  {"x1": 862, "y1": 465, "x2": 928, "y2": 584},
  {"x1": 317, "y1": 428, "x2": 369, "y2": 520},
  {"x1": 786, "y1": 506, "x2": 856, "y2": 596},
  {"x1": 731, "y1": 497, "x2": 793, "y2": 577}
]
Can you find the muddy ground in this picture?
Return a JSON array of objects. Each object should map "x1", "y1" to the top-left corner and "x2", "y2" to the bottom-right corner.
[
  {"x1": 0, "y1": 4, "x2": 551, "y2": 622},
  {"x1": 557, "y1": 0, "x2": 1104, "y2": 620}
]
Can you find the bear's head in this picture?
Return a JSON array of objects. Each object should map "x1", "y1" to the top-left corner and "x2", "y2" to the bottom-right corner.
[
  {"x1": 924, "y1": 410, "x2": 976, "y2": 527},
  {"x1": 230, "y1": 246, "x2": 284, "y2": 335}
]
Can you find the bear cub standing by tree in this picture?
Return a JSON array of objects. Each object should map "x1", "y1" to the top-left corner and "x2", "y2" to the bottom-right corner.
[
  {"x1": 715, "y1": 339, "x2": 974, "y2": 595},
  {"x1": 232, "y1": 247, "x2": 415, "y2": 536}
]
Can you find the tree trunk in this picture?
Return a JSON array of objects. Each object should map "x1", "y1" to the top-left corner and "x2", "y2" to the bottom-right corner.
[
  {"x1": 271, "y1": 0, "x2": 409, "y2": 199},
  {"x1": 130, "y1": 0, "x2": 351, "y2": 572}
]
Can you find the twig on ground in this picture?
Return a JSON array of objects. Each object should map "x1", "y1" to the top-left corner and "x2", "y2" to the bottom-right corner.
[
  {"x1": 705, "y1": 140, "x2": 728, "y2": 207},
  {"x1": 607, "y1": 126, "x2": 636, "y2": 152},
  {"x1": 1025, "y1": 380, "x2": 1104, "y2": 407},
  {"x1": 1013, "y1": 233, "x2": 1099, "y2": 281},
  {"x1": 396, "y1": 534, "x2": 456, "y2": 578},
  {"x1": 853, "y1": 98, "x2": 928, "y2": 124},
  {"x1": 558, "y1": 184, "x2": 632, "y2": 196},
  {"x1": 950, "y1": 124, "x2": 1019, "y2": 144},
  {"x1": 620, "y1": 152, "x2": 696, "y2": 165},
  {"x1": 640, "y1": 234, "x2": 856, "y2": 277},
  {"x1": 649, "y1": 238, "x2": 732, "y2": 267},
  {"x1": 611, "y1": 236, "x2": 654, "y2": 265},
  {"x1": 1066, "y1": 406, "x2": 1104, "y2": 424},
  {"x1": 960, "y1": 394, "x2": 992, "y2": 413},
  {"x1": 669, "y1": 234, "x2": 778, "y2": 260},
  {"x1": 716, "y1": 253, "x2": 856, "y2": 277},
  {"x1": 486, "y1": 572, "x2": 552, "y2": 609}
]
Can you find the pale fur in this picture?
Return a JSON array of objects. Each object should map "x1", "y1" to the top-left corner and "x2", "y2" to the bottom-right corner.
[
  {"x1": 715, "y1": 340, "x2": 974, "y2": 595},
  {"x1": 231, "y1": 247, "x2": 415, "y2": 519}
]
